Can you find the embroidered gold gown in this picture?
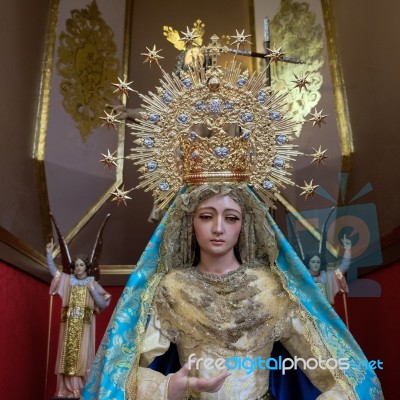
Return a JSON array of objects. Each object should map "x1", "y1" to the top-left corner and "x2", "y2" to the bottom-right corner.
[{"x1": 135, "y1": 264, "x2": 354, "y2": 399}]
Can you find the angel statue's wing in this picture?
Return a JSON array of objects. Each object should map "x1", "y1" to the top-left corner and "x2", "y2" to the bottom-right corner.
[
  {"x1": 49, "y1": 212, "x2": 73, "y2": 274},
  {"x1": 90, "y1": 213, "x2": 111, "y2": 282}
]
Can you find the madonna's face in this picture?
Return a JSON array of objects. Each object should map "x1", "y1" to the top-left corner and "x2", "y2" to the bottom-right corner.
[
  {"x1": 308, "y1": 255, "x2": 322, "y2": 273},
  {"x1": 74, "y1": 258, "x2": 88, "y2": 279},
  {"x1": 193, "y1": 194, "x2": 242, "y2": 260}
]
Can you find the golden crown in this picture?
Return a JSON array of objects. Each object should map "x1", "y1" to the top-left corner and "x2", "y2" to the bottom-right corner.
[{"x1": 102, "y1": 26, "x2": 327, "y2": 209}]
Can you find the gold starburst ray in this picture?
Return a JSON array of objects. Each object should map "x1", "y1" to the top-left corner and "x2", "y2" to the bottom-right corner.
[
  {"x1": 130, "y1": 148, "x2": 156, "y2": 155},
  {"x1": 255, "y1": 189, "x2": 275, "y2": 208},
  {"x1": 225, "y1": 62, "x2": 236, "y2": 84},
  {"x1": 126, "y1": 151, "x2": 152, "y2": 160},
  {"x1": 276, "y1": 153, "x2": 300, "y2": 162},
  {"x1": 199, "y1": 66, "x2": 207, "y2": 83},
  {"x1": 249, "y1": 72, "x2": 268, "y2": 95},
  {"x1": 273, "y1": 121, "x2": 298, "y2": 131},
  {"x1": 162, "y1": 74, "x2": 184, "y2": 96},
  {"x1": 137, "y1": 173, "x2": 162, "y2": 188},
  {"x1": 269, "y1": 117, "x2": 291, "y2": 127},
  {"x1": 136, "y1": 176, "x2": 162, "y2": 191},
  {"x1": 130, "y1": 122, "x2": 158, "y2": 133},
  {"x1": 277, "y1": 144, "x2": 300, "y2": 152},
  {"x1": 223, "y1": 62, "x2": 235, "y2": 84},
  {"x1": 133, "y1": 138, "x2": 152, "y2": 145},
  {"x1": 188, "y1": 66, "x2": 205, "y2": 86},
  {"x1": 139, "y1": 170, "x2": 165, "y2": 181},
  {"x1": 148, "y1": 92, "x2": 170, "y2": 111},
  {"x1": 278, "y1": 148, "x2": 301, "y2": 156},
  {"x1": 270, "y1": 171, "x2": 293, "y2": 185},
  {"x1": 130, "y1": 125, "x2": 157, "y2": 134},
  {"x1": 255, "y1": 67, "x2": 269, "y2": 85},
  {"x1": 137, "y1": 118, "x2": 163, "y2": 131},
  {"x1": 277, "y1": 153, "x2": 299, "y2": 162},
  {"x1": 141, "y1": 95, "x2": 164, "y2": 111},
  {"x1": 268, "y1": 90, "x2": 289, "y2": 106},
  {"x1": 130, "y1": 144, "x2": 158, "y2": 155},
  {"x1": 277, "y1": 142, "x2": 299, "y2": 149},
  {"x1": 158, "y1": 190, "x2": 178, "y2": 210},
  {"x1": 142, "y1": 96, "x2": 167, "y2": 113},
  {"x1": 123, "y1": 121, "x2": 137, "y2": 130},
  {"x1": 246, "y1": 70, "x2": 262, "y2": 92},
  {"x1": 231, "y1": 64, "x2": 242, "y2": 85}
]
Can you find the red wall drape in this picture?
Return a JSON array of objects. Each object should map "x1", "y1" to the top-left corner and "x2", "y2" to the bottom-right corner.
[
  {"x1": 0, "y1": 261, "x2": 49, "y2": 399},
  {"x1": 334, "y1": 261, "x2": 398, "y2": 400},
  {"x1": 0, "y1": 261, "x2": 123, "y2": 400},
  {"x1": 0, "y1": 259, "x2": 397, "y2": 399}
]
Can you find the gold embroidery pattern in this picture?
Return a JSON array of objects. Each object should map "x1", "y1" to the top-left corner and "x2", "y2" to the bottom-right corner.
[
  {"x1": 60, "y1": 285, "x2": 88, "y2": 375},
  {"x1": 56, "y1": 0, "x2": 120, "y2": 141},
  {"x1": 270, "y1": 263, "x2": 357, "y2": 399},
  {"x1": 153, "y1": 266, "x2": 293, "y2": 357},
  {"x1": 126, "y1": 264, "x2": 167, "y2": 399},
  {"x1": 62, "y1": 306, "x2": 94, "y2": 324}
]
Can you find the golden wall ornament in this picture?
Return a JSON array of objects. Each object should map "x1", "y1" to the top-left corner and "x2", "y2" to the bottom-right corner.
[
  {"x1": 33, "y1": 0, "x2": 131, "y2": 273},
  {"x1": 56, "y1": 0, "x2": 120, "y2": 141},
  {"x1": 268, "y1": 0, "x2": 324, "y2": 136}
]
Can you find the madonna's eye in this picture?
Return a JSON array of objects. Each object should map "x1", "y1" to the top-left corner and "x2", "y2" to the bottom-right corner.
[
  {"x1": 225, "y1": 216, "x2": 240, "y2": 222},
  {"x1": 198, "y1": 214, "x2": 213, "y2": 220}
]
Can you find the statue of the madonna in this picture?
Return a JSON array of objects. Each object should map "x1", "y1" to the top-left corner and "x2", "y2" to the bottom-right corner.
[{"x1": 82, "y1": 25, "x2": 383, "y2": 400}]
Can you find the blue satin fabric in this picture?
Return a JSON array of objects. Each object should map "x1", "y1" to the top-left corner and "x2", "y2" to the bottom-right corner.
[{"x1": 82, "y1": 190, "x2": 383, "y2": 400}]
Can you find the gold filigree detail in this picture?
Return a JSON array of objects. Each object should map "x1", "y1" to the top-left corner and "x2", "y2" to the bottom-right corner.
[
  {"x1": 61, "y1": 285, "x2": 88, "y2": 375},
  {"x1": 56, "y1": 0, "x2": 120, "y2": 141}
]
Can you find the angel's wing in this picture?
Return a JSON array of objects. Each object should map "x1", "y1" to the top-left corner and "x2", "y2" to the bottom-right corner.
[
  {"x1": 50, "y1": 212, "x2": 72, "y2": 273},
  {"x1": 90, "y1": 213, "x2": 111, "y2": 282}
]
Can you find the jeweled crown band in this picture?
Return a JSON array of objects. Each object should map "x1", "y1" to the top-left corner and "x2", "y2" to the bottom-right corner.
[{"x1": 184, "y1": 171, "x2": 251, "y2": 184}]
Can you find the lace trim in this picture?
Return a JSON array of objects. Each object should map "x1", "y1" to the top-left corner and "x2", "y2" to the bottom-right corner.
[
  {"x1": 188, "y1": 263, "x2": 249, "y2": 283},
  {"x1": 69, "y1": 274, "x2": 94, "y2": 286}
]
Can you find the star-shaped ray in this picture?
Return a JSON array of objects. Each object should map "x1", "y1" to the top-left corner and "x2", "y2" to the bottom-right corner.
[
  {"x1": 100, "y1": 149, "x2": 119, "y2": 169},
  {"x1": 299, "y1": 179, "x2": 319, "y2": 200},
  {"x1": 310, "y1": 146, "x2": 328, "y2": 166},
  {"x1": 179, "y1": 26, "x2": 201, "y2": 47},
  {"x1": 308, "y1": 108, "x2": 328, "y2": 128},
  {"x1": 266, "y1": 45, "x2": 285, "y2": 63},
  {"x1": 110, "y1": 186, "x2": 133, "y2": 206},
  {"x1": 111, "y1": 77, "x2": 134, "y2": 98},
  {"x1": 100, "y1": 110, "x2": 121, "y2": 130},
  {"x1": 230, "y1": 29, "x2": 252, "y2": 46},
  {"x1": 292, "y1": 73, "x2": 311, "y2": 92},
  {"x1": 141, "y1": 45, "x2": 164, "y2": 66}
]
